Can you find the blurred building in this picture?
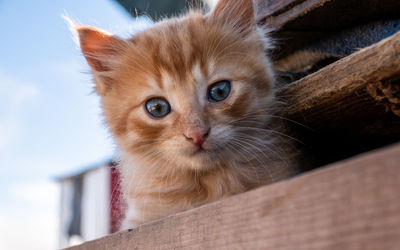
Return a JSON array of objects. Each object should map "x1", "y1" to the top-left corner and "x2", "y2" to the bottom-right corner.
[{"x1": 56, "y1": 160, "x2": 124, "y2": 248}]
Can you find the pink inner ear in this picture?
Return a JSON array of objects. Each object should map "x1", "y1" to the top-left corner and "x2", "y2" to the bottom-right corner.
[
  {"x1": 211, "y1": 0, "x2": 255, "y2": 33},
  {"x1": 77, "y1": 26, "x2": 117, "y2": 72}
]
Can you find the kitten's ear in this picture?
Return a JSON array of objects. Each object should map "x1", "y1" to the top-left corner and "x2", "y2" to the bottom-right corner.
[
  {"x1": 75, "y1": 25, "x2": 125, "y2": 73},
  {"x1": 209, "y1": 0, "x2": 255, "y2": 34},
  {"x1": 63, "y1": 17, "x2": 126, "y2": 74},
  {"x1": 64, "y1": 17, "x2": 129, "y2": 94}
]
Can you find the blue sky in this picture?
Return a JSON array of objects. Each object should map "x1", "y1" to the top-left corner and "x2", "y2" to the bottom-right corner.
[{"x1": 0, "y1": 1, "x2": 150, "y2": 249}]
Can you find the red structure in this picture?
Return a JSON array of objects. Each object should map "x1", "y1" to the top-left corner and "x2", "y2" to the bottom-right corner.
[{"x1": 110, "y1": 164, "x2": 125, "y2": 233}]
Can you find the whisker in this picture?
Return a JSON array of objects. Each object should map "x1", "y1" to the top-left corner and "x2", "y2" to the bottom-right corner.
[{"x1": 235, "y1": 126, "x2": 304, "y2": 144}]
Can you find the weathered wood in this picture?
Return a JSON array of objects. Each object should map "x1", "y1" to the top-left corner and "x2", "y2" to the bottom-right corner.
[
  {"x1": 367, "y1": 77, "x2": 400, "y2": 117},
  {"x1": 255, "y1": 0, "x2": 312, "y2": 18},
  {"x1": 67, "y1": 142, "x2": 400, "y2": 250},
  {"x1": 281, "y1": 31, "x2": 400, "y2": 135},
  {"x1": 255, "y1": 0, "x2": 400, "y2": 60},
  {"x1": 256, "y1": 0, "x2": 400, "y2": 29},
  {"x1": 256, "y1": 0, "x2": 332, "y2": 28}
]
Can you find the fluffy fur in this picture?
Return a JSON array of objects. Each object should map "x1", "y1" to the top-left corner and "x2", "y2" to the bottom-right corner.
[{"x1": 74, "y1": 0, "x2": 298, "y2": 228}]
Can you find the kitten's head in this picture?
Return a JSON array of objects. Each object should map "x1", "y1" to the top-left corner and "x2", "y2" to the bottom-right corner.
[{"x1": 75, "y1": 0, "x2": 276, "y2": 171}]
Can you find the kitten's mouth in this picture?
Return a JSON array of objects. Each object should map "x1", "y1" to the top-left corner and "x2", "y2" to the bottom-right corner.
[
  {"x1": 188, "y1": 145, "x2": 209, "y2": 156},
  {"x1": 192, "y1": 147, "x2": 206, "y2": 155}
]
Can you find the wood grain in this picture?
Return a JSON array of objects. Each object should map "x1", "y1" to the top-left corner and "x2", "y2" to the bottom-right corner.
[
  {"x1": 255, "y1": 0, "x2": 400, "y2": 60},
  {"x1": 255, "y1": 0, "x2": 308, "y2": 18},
  {"x1": 280, "y1": 31, "x2": 400, "y2": 135},
  {"x1": 255, "y1": 0, "x2": 332, "y2": 27},
  {"x1": 67, "y1": 142, "x2": 400, "y2": 250}
]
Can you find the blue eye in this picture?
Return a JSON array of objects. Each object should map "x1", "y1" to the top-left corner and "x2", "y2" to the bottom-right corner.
[
  {"x1": 145, "y1": 98, "x2": 171, "y2": 118},
  {"x1": 208, "y1": 80, "x2": 231, "y2": 102}
]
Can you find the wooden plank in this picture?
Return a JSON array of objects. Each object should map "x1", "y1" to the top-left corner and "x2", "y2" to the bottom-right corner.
[
  {"x1": 255, "y1": 0, "x2": 310, "y2": 18},
  {"x1": 280, "y1": 31, "x2": 400, "y2": 135},
  {"x1": 255, "y1": 0, "x2": 400, "y2": 60},
  {"x1": 256, "y1": 0, "x2": 400, "y2": 29},
  {"x1": 256, "y1": 0, "x2": 332, "y2": 28},
  {"x1": 67, "y1": 142, "x2": 400, "y2": 250}
]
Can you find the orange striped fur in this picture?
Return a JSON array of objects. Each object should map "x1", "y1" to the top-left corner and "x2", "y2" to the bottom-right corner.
[{"x1": 75, "y1": 0, "x2": 298, "y2": 228}]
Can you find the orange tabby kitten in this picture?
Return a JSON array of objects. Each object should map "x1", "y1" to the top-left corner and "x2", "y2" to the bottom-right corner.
[{"x1": 74, "y1": 0, "x2": 298, "y2": 228}]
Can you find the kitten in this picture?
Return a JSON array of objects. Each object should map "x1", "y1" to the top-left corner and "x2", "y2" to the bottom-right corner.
[{"x1": 73, "y1": 0, "x2": 298, "y2": 228}]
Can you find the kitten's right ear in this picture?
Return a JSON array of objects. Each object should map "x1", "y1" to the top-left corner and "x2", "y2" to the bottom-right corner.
[
  {"x1": 64, "y1": 16, "x2": 126, "y2": 73},
  {"x1": 76, "y1": 26, "x2": 118, "y2": 72}
]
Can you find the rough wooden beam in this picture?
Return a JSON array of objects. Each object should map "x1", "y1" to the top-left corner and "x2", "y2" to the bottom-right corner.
[
  {"x1": 280, "y1": 31, "x2": 400, "y2": 135},
  {"x1": 255, "y1": 0, "x2": 332, "y2": 27},
  {"x1": 256, "y1": 0, "x2": 400, "y2": 29},
  {"x1": 255, "y1": 0, "x2": 309, "y2": 17},
  {"x1": 255, "y1": 0, "x2": 400, "y2": 61},
  {"x1": 67, "y1": 142, "x2": 400, "y2": 250},
  {"x1": 367, "y1": 77, "x2": 400, "y2": 117}
]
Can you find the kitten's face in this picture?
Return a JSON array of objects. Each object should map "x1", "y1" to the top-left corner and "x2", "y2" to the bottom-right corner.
[{"x1": 76, "y1": 0, "x2": 275, "y2": 171}]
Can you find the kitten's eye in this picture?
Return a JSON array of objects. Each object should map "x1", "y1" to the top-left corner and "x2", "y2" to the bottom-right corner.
[
  {"x1": 145, "y1": 98, "x2": 171, "y2": 118},
  {"x1": 208, "y1": 80, "x2": 231, "y2": 102}
]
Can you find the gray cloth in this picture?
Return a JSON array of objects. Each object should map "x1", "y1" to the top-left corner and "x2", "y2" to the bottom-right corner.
[{"x1": 308, "y1": 19, "x2": 400, "y2": 57}]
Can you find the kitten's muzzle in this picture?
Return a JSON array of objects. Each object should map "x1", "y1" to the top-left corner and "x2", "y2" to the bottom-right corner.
[{"x1": 184, "y1": 128, "x2": 210, "y2": 147}]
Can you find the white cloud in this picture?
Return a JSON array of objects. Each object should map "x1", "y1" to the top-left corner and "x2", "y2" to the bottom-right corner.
[
  {"x1": 10, "y1": 84, "x2": 40, "y2": 105},
  {"x1": 11, "y1": 180, "x2": 58, "y2": 206},
  {"x1": 0, "y1": 181, "x2": 58, "y2": 250},
  {"x1": 0, "y1": 119, "x2": 18, "y2": 151},
  {"x1": 49, "y1": 60, "x2": 86, "y2": 84},
  {"x1": 0, "y1": 73, "x2": 59, "y2": 249},
  {"x1": 0, "y1": 72, "x2": 40, "y2": 151},
  {"x1": 0, "y1": 73, "x2": 40, "y2": 106}
]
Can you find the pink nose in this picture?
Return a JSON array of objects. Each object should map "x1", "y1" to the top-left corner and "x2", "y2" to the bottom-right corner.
[{"x1": 184, "y1": 128, "x2": 210, "y2": 146}]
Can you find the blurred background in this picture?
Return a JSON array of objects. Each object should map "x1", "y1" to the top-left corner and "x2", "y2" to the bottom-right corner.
[{"x1": 0, "y1": 0, "x2": 216, "y2": 249}]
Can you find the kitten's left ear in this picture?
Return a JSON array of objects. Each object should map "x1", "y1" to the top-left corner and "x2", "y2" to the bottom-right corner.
[{"x1": 209, "y1": 0, "x2": 255, "y2": 35}]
